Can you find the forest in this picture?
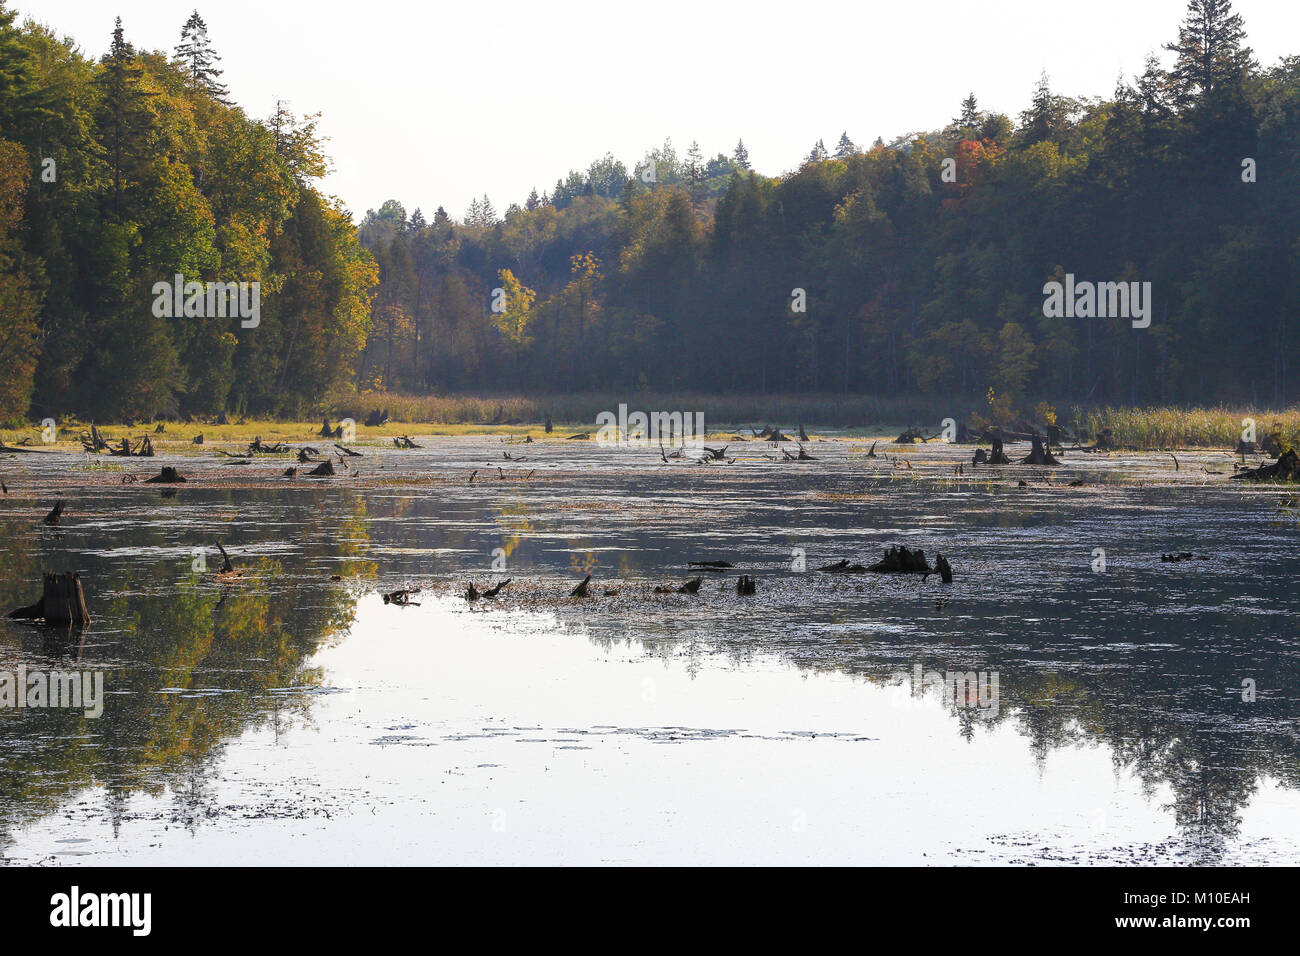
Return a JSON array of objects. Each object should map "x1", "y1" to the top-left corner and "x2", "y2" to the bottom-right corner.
[{"x1": 1, "y1": 0, "x2": 1297, "y2": 424}]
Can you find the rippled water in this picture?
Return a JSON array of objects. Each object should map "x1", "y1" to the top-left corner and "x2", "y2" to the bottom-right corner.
[{"x1": 1, "y1": 436, "x2": 1297, "y2": 864}]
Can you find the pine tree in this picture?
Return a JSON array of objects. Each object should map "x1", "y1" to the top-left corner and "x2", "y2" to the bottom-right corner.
[
  {"x1": 956, "y1": 93, "x2": 980, "y2": 133},
  {"x1": 97, "y1": 18, "x2": 153, "y2": 219},
  {"x1": 479, "y1": 193, "x2": 496, "y2": 225},
  {"x1": 525, "y1": 187, "x2": 540, "y2": 211},
  {"x1": 1164, "y1": 0, "x2": 1254, "y2": 106},
  {"x1": 834, "y1": 131, "x2": 857, "y2": 158},
  {"x1": 808, "y1": 138, "x2": 828, "y2": 163},
  {"x1": 175, "y1": 10, "x2": 229, "y2": 103},
  {"x1": 733, "y1": 138, "x2": 750, "y2": 170}
]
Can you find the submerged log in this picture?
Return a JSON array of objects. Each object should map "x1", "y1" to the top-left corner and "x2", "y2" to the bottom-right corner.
[
  {"x1": 43, "y1": 500, "x2": 65, "y2": 525},
  {"x1": 736, "y1": 575, "x2": 757, "y2": 595},
  {"x1": 689, "y1": 561, "x2": 733, "y2": 570},
  {"x1": 333, "y1": 443, "x2": 362, "y2": 457},
  {"x1": 655, "y1": 576, "x2": 703, "y2": 594},
  {"x1": 6, "y1": 572, "x2": 91, "y2": 626},
  {"x1": 569, "y1": 575, "x2": 592, "y2": 597},
  {"x1": 482, "y1": 579, "x2": 510, "y2": 598},
  {"x1": 305, "y1": 460, "x2": 336, "y2": 477},
  {"x1": 817, "y1": 558, "x2": 868, "y2": 574}
]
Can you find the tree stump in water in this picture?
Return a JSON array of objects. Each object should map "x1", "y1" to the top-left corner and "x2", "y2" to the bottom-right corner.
[
  {"x1": 305, "y1": 460, "x2": 336, "y2": 477},
  {"x1": 144, "y1": 466, "x2": 186, "y2": 483},
  {"x1": 1019, "y1": 435, "x2": 1060, "y2": 466},
  {"x1": 976, "y1": 438, "x2": 1010, "y2": 466},
  {"x1": 868, "y1": 545, "x2": 932, "y2": 575},
  {"x1": 6, "y1": 572, "x2": 91, "y2": 626},
  {"x1": 1231, "y1": 449, "x2": 1300, "y2": 482}
]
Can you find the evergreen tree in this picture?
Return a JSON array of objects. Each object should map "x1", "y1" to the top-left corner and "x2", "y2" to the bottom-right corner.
[
  {"x1": 956, "y1": 92, "x2": 980, "y2": 134},
  {"x1": 834, "y1": 131, "x2": 857, "y2": 158},
  {"x1": 175, "y1": 10, "x2": 229, "y2": 103},
  {"x1": 733, "y1": 138, "x2": 750, "y2": 170},
  {"x1": 1164, "y1": 0, "x2": 1254, "y2": 106}
]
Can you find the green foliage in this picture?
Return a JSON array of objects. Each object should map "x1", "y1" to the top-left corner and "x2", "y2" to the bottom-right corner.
[{"x1": 1, "y1": 7, "x2": 374, "y2": 420}]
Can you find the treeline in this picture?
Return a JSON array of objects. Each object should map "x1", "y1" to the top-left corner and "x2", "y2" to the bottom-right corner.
[
  {"x1": 359, "y1": 0, "x2": 1300, "y2": 410},
  {"x1": 0, "y1": 5, "x2": 376, "y2": 423}
]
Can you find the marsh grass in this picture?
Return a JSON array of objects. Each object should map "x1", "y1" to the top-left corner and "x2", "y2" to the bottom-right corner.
[
  {"x1": 1074, "y1": 406, "x2": 1300, "y2": 449},
  {"x1": 6, "y1": 398, "x2": 1297, "y2": 450},
  {"x1": 334, "y1": 392, "x2": 955, "y2": 432}
]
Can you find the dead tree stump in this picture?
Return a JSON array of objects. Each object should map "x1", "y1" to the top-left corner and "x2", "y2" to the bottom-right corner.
[{"x1": 7, "y1": 572, "x2": 91, "y2": 626}]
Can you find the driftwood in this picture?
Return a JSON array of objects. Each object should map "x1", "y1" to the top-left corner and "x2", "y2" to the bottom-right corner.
[
  {"x1": 482, "y1": 579, "x2": 510, "y2": 598},
  {"x1": 305, "y1": 460, "x2": 336, "y2": 477},
  {"x1": 736, "y1": 575, "x2": 757, "y2": 595},
  {"x1": 781, "y1": 444, "x2": 816, "y2": 461},
  {"x1": 334, "y1": 443, "x2": 362, "y2": 457},
  {"x1": 144, "y1": 466, "x2": 186, "y2": 483},
  {"x1": 1230, "y1": 449, "x2": 1300, "y2": 482},
  {"x1": 765, "y1": 428, "x2": 794, "y2": 442},
  {"x1": 365, "y1": 408, "x2": 390, "y2": 428},
  {"x1": 7, "y1": 572, "x2": 91, "y2": 626},
  {"x1": 689, "y1": 561, "x2": 733, "y2": 570},
  {"x1": 192, "y1": 433, "x2": 204, "y2": 445},
  {"x1": 393, "y1": 436, "x2": 421, "y2": 449},
  {"x1": 866, "y1": 441, "x2": 878, "y2": 459},
  {"x1": 894, "y1": 427, "x2": 929, "y2": 444},
  {"x1": 818, "y1": 558, "x2": 868, "y2": 573},
  {"x1": 1161, "y1": 552, "x2": 1208, "y2": 562},
  {"x1": 569, "y1": 575, "x2": 592, "y2": 597},
  {"x1": 43, "y1": 500, "x2": 65, "y2": 525},
  {"x1": 383, "y1": 587, "x2": 421, "y2": 606},
  {"x1": 567, "y1": 432, "x2": 590, "y2": 440}
]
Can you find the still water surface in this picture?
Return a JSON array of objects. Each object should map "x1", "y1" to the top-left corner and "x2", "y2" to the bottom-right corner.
[{"x1": 1, "y1": 437, "x2": 1297, "y2": 864}]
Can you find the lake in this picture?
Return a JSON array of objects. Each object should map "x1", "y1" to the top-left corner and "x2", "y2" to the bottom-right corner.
[{"x1": 1, "y1": 435, "x2": 1296, "y2": 864}]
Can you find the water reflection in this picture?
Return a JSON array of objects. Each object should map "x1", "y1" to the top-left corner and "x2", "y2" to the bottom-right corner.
[{"x1": 0, "y1": 440, "x2": 1296, "y2": 863}]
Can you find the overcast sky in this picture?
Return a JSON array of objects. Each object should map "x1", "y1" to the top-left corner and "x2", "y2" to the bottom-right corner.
[{"x1": 26, "y1": 0, "x2": 1300, "y2": 222}]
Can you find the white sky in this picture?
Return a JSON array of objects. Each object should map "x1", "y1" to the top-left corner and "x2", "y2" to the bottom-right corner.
[{"x1": 26, "y1": 0, "x2": 1300, "y2": 222}]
